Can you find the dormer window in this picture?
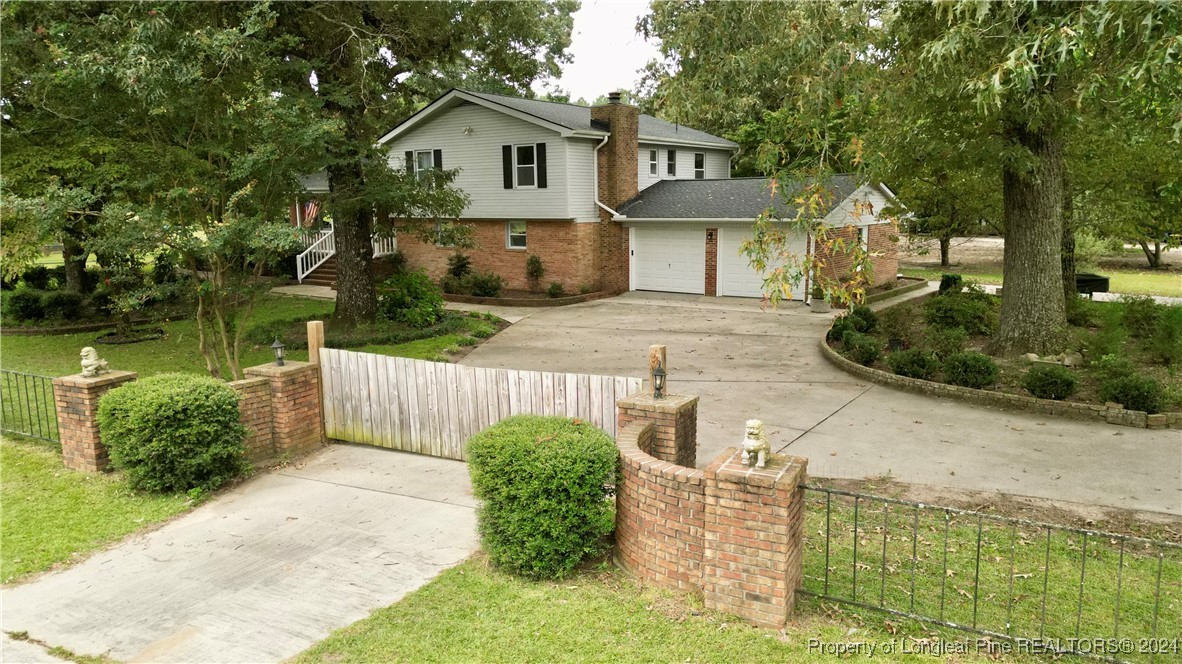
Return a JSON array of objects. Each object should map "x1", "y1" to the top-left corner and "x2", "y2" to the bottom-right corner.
[
  {"x1": 667, "y1": 149, "x2": 677, "y2": 177},
  {"x1": 649, "y1": 150, "x2": 658, "y2": 176},
  {"x1": 694, "y1": 153, "x2": 705, "y2": 179}
]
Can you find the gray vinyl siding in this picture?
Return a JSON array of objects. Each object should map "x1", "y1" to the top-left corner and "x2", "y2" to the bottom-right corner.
[
  {"x1": 637, "y1": 143, "x2": 731, "y2": 191},
  {"x1": 823, "y1": 184, "x2": 895, "y2": 226},
  {"x1": 566, "y1": 138, "x2": 599, "y2": 221},
  {"x1": 385, "y1": 103, "x2": 570, "y2": 219}
]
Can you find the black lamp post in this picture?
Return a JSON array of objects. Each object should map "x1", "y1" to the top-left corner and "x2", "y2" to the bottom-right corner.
[
  {"x1": 271, "y1": 339, "x2": 286, "y2": 367},
  {"x1": 652, "y1": 360, "x2": 667, "y2": 399}
]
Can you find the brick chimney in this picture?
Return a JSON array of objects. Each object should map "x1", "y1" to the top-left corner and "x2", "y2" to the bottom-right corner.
[{"x1": 591, "y1": 91, "x2": 639, "y2": 212}]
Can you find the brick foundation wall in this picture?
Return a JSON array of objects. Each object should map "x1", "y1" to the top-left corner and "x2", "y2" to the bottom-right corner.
[
  {"x1": 616, "y1": 393, "x2": 698, "y2": 468},
  {"x1": 395, "y1": 219, "x2": 601, "y2": 293},
  {"x1": 229, "y1": 377, "x2": 275, "y2": 464},
  {"x1": 52, "y1": 370, "x2": 137, "y2": 472},
  {"x1": 705, "y1": 229, "x2": 719, "y2": 296},
  {"x1": 817, "y1": 223, "x2": 898, "y2": 288}
]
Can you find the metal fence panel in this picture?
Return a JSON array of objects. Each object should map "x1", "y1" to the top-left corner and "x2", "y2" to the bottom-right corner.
[{"x1": 1, "y1": 369, "x2": 60, "y2": 442}]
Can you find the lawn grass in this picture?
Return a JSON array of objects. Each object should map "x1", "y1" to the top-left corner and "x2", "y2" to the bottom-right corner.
[
  {"x1": 296, "y1": 557, "x2": 1015, "y2": 664},
  {"x1": 899, "y1": 266, "x2": 1181, "y2": 298},
  {"x1": 0, "y1": 435, "x2": 192, "y2": 583}
]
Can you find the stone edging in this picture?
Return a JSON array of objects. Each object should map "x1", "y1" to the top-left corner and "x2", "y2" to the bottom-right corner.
[
  {"x1": 442, "y1": 290, "x2": 614, "y2": 307},
  {"x1": 864, "y1": 277, "x2": 928, "y2": 304},
  {"x1": 819, "y1": 338, "x2": 1182, "y2": 431}
]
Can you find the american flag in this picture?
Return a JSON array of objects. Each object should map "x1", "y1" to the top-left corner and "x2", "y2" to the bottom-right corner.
[{"x1": 301, "y1": 199, "x2": 321, "y2": 226}]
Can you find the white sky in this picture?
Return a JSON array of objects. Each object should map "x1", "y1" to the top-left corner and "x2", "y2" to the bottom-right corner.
[{"x1": 533, "y1": 0, "x2": 661, "y2": 102}]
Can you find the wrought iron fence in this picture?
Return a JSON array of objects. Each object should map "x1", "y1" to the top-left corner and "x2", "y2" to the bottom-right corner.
[
  {"x1": 1, "y1": 369, "x2": 60, "y2": 442},
  {"x1": 800, "y1": 484, "x2": 1181, "y2": 663}
]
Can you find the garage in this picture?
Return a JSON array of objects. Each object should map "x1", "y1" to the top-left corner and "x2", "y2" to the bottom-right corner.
[
  {"x1": 630, "y1": 225, "x2": 706, "y2": 294},
  {"x1": 717, "y1": 226, "x2": 808, "y2": 299}
]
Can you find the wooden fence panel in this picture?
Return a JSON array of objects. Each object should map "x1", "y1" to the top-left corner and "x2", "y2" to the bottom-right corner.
[{"x1": 319, "y1": 349, "x2": 641, "y2": 461}]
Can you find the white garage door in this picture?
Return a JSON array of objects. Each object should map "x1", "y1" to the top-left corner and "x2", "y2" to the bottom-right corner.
[
  {"x1": 717, "y1": 227, "x2": 808, "y2": 299},
  {"x1": 631, "y1": 226, "x2": 705, "y2": 294}
]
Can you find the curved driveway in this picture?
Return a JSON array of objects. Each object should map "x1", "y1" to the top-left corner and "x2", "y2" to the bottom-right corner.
[{"x1": 460, "y1": 292, "x2": 1182, "y2": 516}]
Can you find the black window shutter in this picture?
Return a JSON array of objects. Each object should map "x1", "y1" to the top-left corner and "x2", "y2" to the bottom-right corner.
[
  {"x1": 502, "y1": 145, "x2": 513, "y2": 189},
  {"x1": 404, "y1": 151, "x2": 414, "y2": 175},
  {"x1": 536, "y1": 143, "x2": 547, "y2": 189},
  {"x1": 432, "y1": 149, "x2": 442, "y2": 169}
]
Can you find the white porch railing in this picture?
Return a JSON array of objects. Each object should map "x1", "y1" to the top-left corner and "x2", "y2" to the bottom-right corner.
[
  {"x1": 296, "y1": 226, "x2": 397, "y2": 283},
  {"x1": 373, "y1": 235, "x2": 396, "y2": 257}
]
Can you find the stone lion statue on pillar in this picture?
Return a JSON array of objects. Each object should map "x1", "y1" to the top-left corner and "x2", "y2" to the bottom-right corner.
[
  {"x1": 741, "y1": 419, "x2": 771, "y2": 469},
  {"x1": 80, "y1": 347, "x2": 109, "y2": 378}
]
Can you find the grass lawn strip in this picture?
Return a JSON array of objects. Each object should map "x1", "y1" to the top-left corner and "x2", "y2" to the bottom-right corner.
[
  {"x1": 0, "y1": 436, "x2": 191, "y2": 583},
  {"x1": 900, "y1": 266, "x2": 1182, "y2": 298}
]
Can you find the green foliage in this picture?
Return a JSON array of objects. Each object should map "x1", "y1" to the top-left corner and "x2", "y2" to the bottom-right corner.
[
  {"x1": 525, "y1": 254, "x2": 545, "y2": 287},
  {"x1": 19, "y1": 266, "x2": 53, "y2": 290},
  {"x1": 942, "y1": 352, "x2": 998, "y2": 389},
  {"x1": 4, "y1": 289, "x2": 46, "y2": 321},
  {"x1": 1065, "y1": 296, "x2": 1100, "y2": 328},
  {"x1": 922, "y1": 291, "x2": 997, "y2": 335},
  {"x1": 1073, "y1": 231, "x2": 1122, "y2": 271},
  {"x1": 1084, "y1": 306, "x2": 1128, "y2": 358},
  {"x1": 878, "y1": 305, "x2": 916, "y2": 348},
  {"x1": 467, "y1": 416, "x2": 616, "y2": 580},
  {"x1": 885, "y1": 349, "x2": 940, "y2": 380},
  {"x1": 1120, "y1": 295, "x2": 1161, "y2": 337},
  {"x1": 925, "y1": 325, "x2": 968, "y2": 359},
  {"x1": 827, "y1": 315, "x2": 856, "y2": 343},
  {"x1": 447, "y1": 253, "x2": 472, "y2": 279},
  {"x1": 1147, "y1": 306, "x2": 1182, "y2": 366},
  {"x1": 96, "y1": 374, "x2": 249, "y2": 493},
  {"x1": 848, "y1": 304, "x2": 877, "y2": 333},
  {"x1": 1021, "y1": 365, "x2": 1079, "y2": 401},
  {"x1": 41, "y1": 291, "x2": 85, "y2": 321},
  {"x1": 938, "y1": 273, "x2": 964, "y2": 294},
  {"x1": 377, "y1": 271, "x2": 445, "y2": 329},
  {"x1": 1089, "y1": 354, "x2": 1136, "y2": 384},
  {"x1": 547, "y1": 282, "x2": 566, "y2": 298},
  {"x1": 1100, "y1": 375, "x2": 1164, "y2": 414},
  {"x1": 463, "y1": 272, "x2": 505, "y2": 298},
  {"x1": 840, "y1": 330, "x2": 883, "y2": 366},
  {"x1": 440, "y1": 275, "x2": 463, "y2": 295}
]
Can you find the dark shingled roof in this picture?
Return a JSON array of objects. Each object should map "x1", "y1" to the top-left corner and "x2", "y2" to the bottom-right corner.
[
  {"x1": 462, "y1": 90, "x2": 738, "y2": 148},
  {"x1": 617, "y1": 175, "x2": 863, "y2": 220}
]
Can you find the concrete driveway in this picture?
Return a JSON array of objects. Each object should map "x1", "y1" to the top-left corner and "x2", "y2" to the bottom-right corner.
[
  {"x1": 461, "y1": 292, "x2": 1182, "y2": 516},
  {"x1": 1, "y1": 446, "x2": 477, "y2": 663}
]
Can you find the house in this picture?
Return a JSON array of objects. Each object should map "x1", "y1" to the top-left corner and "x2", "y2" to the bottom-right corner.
[{"x1": 295, "y1": 88, "x2": 898, "y2": 300}]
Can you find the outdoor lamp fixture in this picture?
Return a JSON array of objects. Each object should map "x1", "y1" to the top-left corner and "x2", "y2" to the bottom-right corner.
[
  {"x1": 652, "y1": 360, "x2": 667, "y2": 399},
  {"x1": 271, "y1": 339, "x2": 286, "y2": 367}
]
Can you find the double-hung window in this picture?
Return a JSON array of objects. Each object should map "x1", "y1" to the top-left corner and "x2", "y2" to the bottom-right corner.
[
  {"x1": 694, "y1": 153, "x2": 705, "y2": 179},
  {"x1": 648, "y1": 149, "x2": 658, "y2": 176},
  {"x1": 406, "y1": 149, "x2": 441, "y2": 180},
  {"x1": 515, "y1": 145, "x2": 537, "y2": 188},
  {"x1": 507, "y1": 221, "x2": 527, "y2": 249},
  {"x1": 667, "y1": 149, "x2": 677, "y2": 177}
]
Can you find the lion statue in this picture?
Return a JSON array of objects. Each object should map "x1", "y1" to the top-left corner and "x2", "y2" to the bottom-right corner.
[
  {"x1": 741, "y1": 419, "x2": 771, "y2": 469},
  {"x1": 80, "y1": 347, "x2": 109, "y2": 378}
]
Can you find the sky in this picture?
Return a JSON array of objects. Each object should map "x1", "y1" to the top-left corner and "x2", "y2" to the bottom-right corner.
[{"x1": 532, "y1": 0, "x2": 661, "y2": 102}]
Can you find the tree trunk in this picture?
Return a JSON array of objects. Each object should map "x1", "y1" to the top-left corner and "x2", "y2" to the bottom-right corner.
[
  {"x1": 327, "y1": 158, "x2": 378, "y2": 326},
  {"x1": 1060, "y1": 170, "x2": 1076, "y2": 301},
  {"x1": 61, "y1": 225, "x2": 88, "y2": 294},
  {"x1": 1138, "y1": 240, "x2": 1162, "y2": 268},
  {"x1": 939, "y1": 235, "x2": 951, "y2": 267},
  {"x1": 991, "y1": 125, "x2": 1067, "y2": 356}
]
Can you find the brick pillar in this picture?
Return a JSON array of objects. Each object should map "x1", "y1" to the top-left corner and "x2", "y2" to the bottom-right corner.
[
  {"x1": 702, "y1": 450, "x2": 808, "y2": 628},
  {"x1": 705, "y1": 228, "x2": 719, "y2": 296},
  {"x1": 229, "y1": 377, "x2": 275, "y2": 464},
  {"x1": 592, "y1": 94, "x2": 639, "y2": 294},
  {"x1": 52, "y1": 371, "x2": 137, "y2": 472},
  {"x1": 616, "y1": 392, "x2": 698, "y2": 468},
  {"x1": 243, "y1": 361, "x2": 323, "y2": 456}
]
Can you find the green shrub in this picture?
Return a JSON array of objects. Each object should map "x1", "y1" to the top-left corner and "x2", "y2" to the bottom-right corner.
[
  {"x1": 4, "y1": 289, "x2": 46, "y2": 321},
  {"x1": 827, "y1": 315, "x2": 856, "y2": 343},
  {"x1": 938, "y1": 273, "x2": 963, "y2": 294},
  {"x1": 447, "y1": 252, "x2": 472, "y2": 279},
  {"x1": 440, "y1": 275, "x2": 464, "y2": 295},
  {"x1": 579, "y1": 284, "x2": 593, "y2": 295},
  {"x1": 841, "y1": 330, "x2": 883, "y2": 366},
  {"x1": 925, "y1": 325, "x2": 968, "y2": 359},
  {"x1": 19, "y1": 265, "x2": 53, "y2": 290},
  {"x1": 923, "y1": 292, "x2": 997, "y2": 335},
  {"x1": 463, "y1": 271, "x2": 504, "y2": 298},
  {"x1": 1089, "y1": 354, "x2": 1135, "y2": 383},
  {"x1": 386, "y1": 250, "x2": 409, "y2": 275},
  {"x1": 97, "y1": 373, "x2": 248, "y2": 493},
  {"x1": 41, "y1": 291, "x2": 85, "y2": 320},
  {"x1": 942, "y1": 352, "x2": 998, "y2": 389},
  {"x1": 1065, "y1": 296, "x2": 1100, "y2": 328},
  {"x1": 849, "y1": 304, "x2": 877, "y2": 333},
  {"x1": 1147, "y1": 305, "x2": 1182, "y2": 366},
  {"x1": 547, "y1": 282, "x2": 566, "y2": 298},
  {"x1": 878, "y1": 306, "x2": 916, "y2": 348},
  {"x1": 1085, "y1": 306, "x2": 1127, "y2": 358},
  {"x1": 1100, "y1": 375, "x2": 1164, "y2": 414},
  {"x1": 1021, "y1": 364, "x2": 1078, "y2": 400},
  {"x1": 467, "y1": 416, "x2": 616, "y2": 579},
  {"x1": 525, "y1": 254, "x2": 545, "y2": 288},
  {"x1": 377, "y1": 271, "x2": 445, "y2": 329},
  {"x1": 886, "y1": 349, "x2": 940, "y2": 380},
  {"x1": 1120, "y1": 295, "x2": 1161, "y2": 337}
]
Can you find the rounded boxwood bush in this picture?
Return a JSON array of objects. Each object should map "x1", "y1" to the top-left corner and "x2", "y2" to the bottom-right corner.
[
  {"x1": 942, "y1": 352, "x2": 998, "y2": 389},
  {"x1": 377, "y1": 270, "x2": 444, "y2": 329},
  {"x1": 827, "y1": 314, "x2": 856, "y2": 343},
  {"x1": 467, "y1": 415, "x2": 617, "y2": 580},
  {"x1": 849, "y1": 304, "x2": 877, "y2": 333},
  {"x1": 4, "y1": 288, "x2": 46, "y2": 321},
  {"x1": 886, "y1": 348, "x2": 940, "y2": 380},
  {"x1": 923, "y1": 292, "x2": 997, "y2": 335},
  {"x1": 1021, "y1": 364, "x2": 1078, "y2": 400},
  {"x1": 841, "y1": 330, "x2": 883, "y2": 367},
  {"x1": 1100, "y1": 374, "x2": 1164, "y2": 414},
  {"x1": 42, "y1": 290, "x2": 85, "y2": 320},
  {"x1": 97, "y1": 373, "x2": 249, "y2": 493}
]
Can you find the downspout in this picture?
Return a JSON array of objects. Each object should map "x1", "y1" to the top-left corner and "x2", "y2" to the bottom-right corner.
[{"x1": 593, "y1": 135, "x2": 623, "y2": 218}]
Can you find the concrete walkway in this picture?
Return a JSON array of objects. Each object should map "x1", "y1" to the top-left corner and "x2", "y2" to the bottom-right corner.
[
  {"x1": 460, "y1": 292, "x2": 1182, "y2": 516},
  {"x1": 1, "y1": 446, "x2": 477, "y2": 663}
]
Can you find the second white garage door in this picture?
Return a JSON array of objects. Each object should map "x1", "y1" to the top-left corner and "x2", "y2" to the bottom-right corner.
[
  {"x1": 631, "y1": 226, "x2": 705, "y2": 294},
  {"x1": 717, "y1": 227, "x2": 807, "y2": 299}
]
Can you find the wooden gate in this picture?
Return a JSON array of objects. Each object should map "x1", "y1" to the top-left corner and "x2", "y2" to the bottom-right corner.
[{"x1": 320, "y1": 349, "x2": 642, "y2": 460}]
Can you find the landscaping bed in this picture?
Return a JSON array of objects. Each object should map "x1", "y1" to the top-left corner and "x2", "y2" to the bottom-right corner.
[
  {"x1": 824, "y1": 282, "x2": 1182, "y2": 428},
  {"x1": 443, "y1": 290, "x2": 611, "y2": 307},
  {"x1": 861, "y1": 276, "x2": 927, "y2": 304}
]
